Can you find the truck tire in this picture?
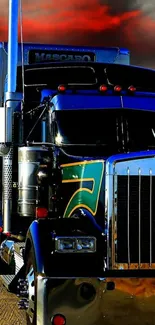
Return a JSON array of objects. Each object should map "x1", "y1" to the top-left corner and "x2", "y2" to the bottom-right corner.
[{"x1": 25, "y1": 248, "x2": 37, "y2": 325}]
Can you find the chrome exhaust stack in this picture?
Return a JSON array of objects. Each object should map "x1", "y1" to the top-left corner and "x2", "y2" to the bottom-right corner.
[{"x1": 0, "y1": 0, "x2": 20, "y2": 233}]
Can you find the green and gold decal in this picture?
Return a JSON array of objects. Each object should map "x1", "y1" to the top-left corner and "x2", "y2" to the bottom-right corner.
[{"x1": 61, "y1": 160, "x2": 104, "y2": 218}]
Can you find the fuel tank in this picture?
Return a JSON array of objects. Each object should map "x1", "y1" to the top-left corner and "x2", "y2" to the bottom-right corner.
[{"x1": 18, "y1": 146, "x2": 50, "y2": 217}]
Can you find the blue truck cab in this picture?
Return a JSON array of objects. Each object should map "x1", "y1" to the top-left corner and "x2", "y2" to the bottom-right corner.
[
  {"x1": 19, "y1": 56, "x2": 155, "y2": 273},
  {"x1": 1, "y1": 41, "x2": 155, "y2": 271},
  {"x1": 1, "y1": 40, "x2": 155, "y2": 325}
]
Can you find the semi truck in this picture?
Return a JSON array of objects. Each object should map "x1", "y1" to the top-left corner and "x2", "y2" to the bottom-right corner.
[{"x1": 1, "y1": 0, "x2": 155, "y2": 324}]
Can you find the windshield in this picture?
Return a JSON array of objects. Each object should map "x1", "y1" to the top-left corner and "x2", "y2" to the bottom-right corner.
[{"x1": 53, "y1": 109, "x2": 155, "y2": 157}]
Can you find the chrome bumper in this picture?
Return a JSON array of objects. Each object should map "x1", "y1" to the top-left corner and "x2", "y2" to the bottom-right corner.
[{"x1": 36, "y1": 275, "x2": 106, "y2": 325}]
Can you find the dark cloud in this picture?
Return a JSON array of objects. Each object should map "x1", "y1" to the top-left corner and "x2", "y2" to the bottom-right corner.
[
  {"x1": 135, "y1": 0, "x2": 155, "y2": 18},
  {"x1": 101, "y1": 0, "x2": 155, "y2": 17},
  {"x1": 0, "y1": 0, "x2": 155, "y2": 68},
  {"x1": 100, "y1": 0, "x2": 138, "y2": 14}
]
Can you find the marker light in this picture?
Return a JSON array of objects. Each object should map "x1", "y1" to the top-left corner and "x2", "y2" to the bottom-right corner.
[
  {"x1": 55, "y1": 236, "x2": 96, "y2": 253},
  {"x1": 99, "y1": 84, "x2": 108, "y2": 92},
  {"x1": 51, "y1": 314, "x2": 66, "y2": 325},
  {"x1": 36, "y1": 207, "x2": 48, "y2": 218},
  {"x1": 128, "y1": 85, "x2": 136, "y2": 92},
  {"x1": 58, "y1": 84, "x2": 66, "y2": 92},
  {"x1": 114, "y1": 85, "x2": 122, "y2": 92}
]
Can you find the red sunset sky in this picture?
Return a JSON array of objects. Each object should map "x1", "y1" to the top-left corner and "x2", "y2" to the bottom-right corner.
[{"x1": 1, "y1": 0, "x2": 155, "y2": 68}]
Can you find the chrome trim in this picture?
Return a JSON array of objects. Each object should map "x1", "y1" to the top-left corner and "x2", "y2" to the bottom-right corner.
[
  {"x1": 0, "y1": 239, "x2": 14, "y2": 265},
  {"x1": 54, "y1": 236, "x2": 96, "y2": 253},
  {"x1": 27, "y1": 266, "x2": 35, "y2": 322},
  {"x1": 127, "y1": 167, "x2": 130, "y2": 267},
  {"x1": 105, "y1": 160, "x2": 114, "y2": 269},
  {"x1": 138, "y1": 168, "x2": 141, "y2": 268},
  {"x1": 113, "y1": 173, "x2": 118, "y2": 269},
  {"x1": 150, "y1": 169, "x2": 152, "y2": 267},
  {"x1": 0, "y1": 239, "x2": 24, "y2": 272}
]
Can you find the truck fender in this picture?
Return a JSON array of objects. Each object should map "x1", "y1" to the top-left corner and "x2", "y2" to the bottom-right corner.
[{"x1": 24, "y1": 220, "x2": 45, "y2": 273}]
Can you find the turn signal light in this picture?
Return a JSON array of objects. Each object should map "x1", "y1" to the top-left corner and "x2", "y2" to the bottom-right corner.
[
  {"x1": 36, "y1": 207, "x2": 48, "y2": 218},
  {"x1": 99, "y1": 84, "x2": 108, "y2": 92},
  {"x1": 51, "y1": 314, "x2": 66, "y2": 325},
  {"x1": 58, "y1": 84, "x2": 66, "y2": 92},
  {"x1": 3, "y1": 231, "x2": 11, "y2": 237},
  {"x1": 114, "y1": 85, "x2": 122, "y2": 92}
]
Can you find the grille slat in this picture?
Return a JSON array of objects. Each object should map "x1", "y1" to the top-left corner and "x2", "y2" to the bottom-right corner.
[
  {"x1": 149, "y1": 169, "x2": 152, "y2": 266},
  {"x1": 138, "y1": 169, "x2": 141, "y2": 267},
  {"x1": 127, "y1": 168, "x2": 130, "y2": 266},
  {"x1": 116, "y1": 175, "x2": 155, "y2": 265}
]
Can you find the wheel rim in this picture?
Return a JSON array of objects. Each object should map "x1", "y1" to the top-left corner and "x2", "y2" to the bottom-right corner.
[{"x1": 26, "y1": 265, "x2": 35, "y2": 323}]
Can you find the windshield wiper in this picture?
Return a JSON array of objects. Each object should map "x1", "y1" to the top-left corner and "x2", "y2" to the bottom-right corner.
[
  {"x1": 27, "y1": 141, "x2": 108, "y2": 148},
  {"x1": 57, "y1": 143, "x2": 108, "y2": 147}
]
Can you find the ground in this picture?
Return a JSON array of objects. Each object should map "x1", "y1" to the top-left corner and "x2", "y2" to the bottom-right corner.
[
  {"x1": 0, "y1": 279, "x2": 26, "y2": 325},
  {"x1": 1, "y1": 278, "x2": 155, "y2": 325}
]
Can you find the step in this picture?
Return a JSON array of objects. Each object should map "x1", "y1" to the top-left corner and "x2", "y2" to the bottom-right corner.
[{"x1": 0, "y1": 242, "x2": 25, "y2": 292}]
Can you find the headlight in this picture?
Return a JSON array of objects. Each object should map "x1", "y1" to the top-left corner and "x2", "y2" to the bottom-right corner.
[{"x1": 55, "y1": 236, "x2": 96, "y2": 253}]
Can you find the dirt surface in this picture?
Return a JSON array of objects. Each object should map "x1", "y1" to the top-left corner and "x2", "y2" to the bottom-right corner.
[
  {"x1": 99, "y1": 290, "x2": 155, "y2": 325},
  {"x1": 1, "y1": 278, "x2": 155, "y2": 325},
  {"x1": 0, "y1": 279, "x2": 26, "y2": 325}
]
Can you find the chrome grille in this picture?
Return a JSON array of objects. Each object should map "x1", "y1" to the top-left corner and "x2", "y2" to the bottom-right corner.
[{"x1": 115, "y1": 173, "x2": 155, "y2": 268}]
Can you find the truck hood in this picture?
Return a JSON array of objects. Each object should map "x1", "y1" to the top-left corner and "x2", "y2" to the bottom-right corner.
[
  {"x1": 51, "y1": 91, "x2": 155, "y2": 112},
  {"x1": 61, "y1": 149, "x2": 155, "y2": 233}
]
